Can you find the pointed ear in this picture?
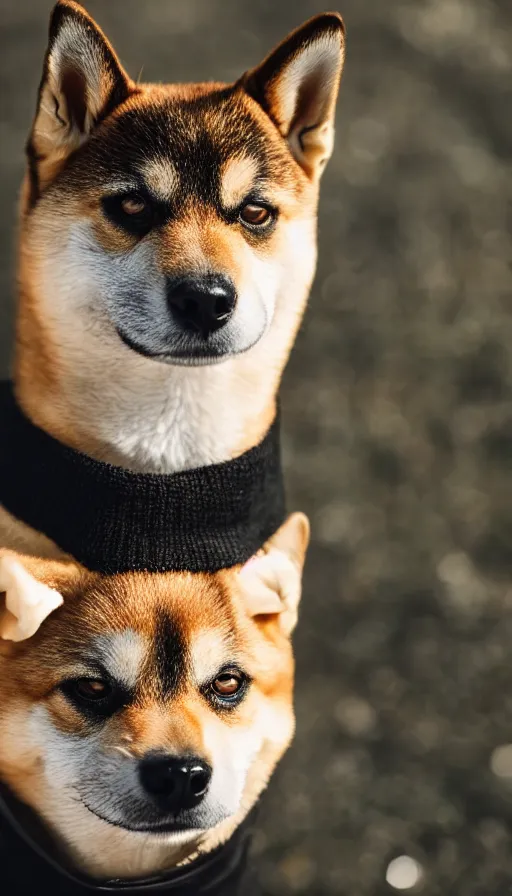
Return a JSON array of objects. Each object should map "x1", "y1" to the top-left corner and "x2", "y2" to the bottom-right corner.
[
  {"x1": 28, "y1": 1, "x2": 133, "y2": 194},
  {"x1": 0, "y1": 552, "x2": 79, "y2": 642},
  {"x1": 241, "y1": 13, "x2": 345, "y2": 179},
  {"x1": 239, "y1": 513, "x2": 310, "y2": 635}
]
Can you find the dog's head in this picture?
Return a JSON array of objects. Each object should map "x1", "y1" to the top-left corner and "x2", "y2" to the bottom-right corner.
[
  {"x1": 0, "y1": 514, "x2": 308, "y2": 877},
  {"x1": 18, "y1": 1, "x2": 344, "y2": 370}
]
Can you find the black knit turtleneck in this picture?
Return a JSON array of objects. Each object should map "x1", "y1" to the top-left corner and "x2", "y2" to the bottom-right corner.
[{"x1": 0, "y1": 382, "x2": 285, "y2": 574}]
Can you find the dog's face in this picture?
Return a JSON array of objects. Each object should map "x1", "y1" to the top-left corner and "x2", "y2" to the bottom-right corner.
[
  {"x1": 0, "y1": 514, "x2": 308, "y2": 876},
  {"x1": 19, "y1": 1, "x2": 344, "y2": 368}
]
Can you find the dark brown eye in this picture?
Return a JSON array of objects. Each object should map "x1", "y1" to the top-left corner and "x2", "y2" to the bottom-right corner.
[
  {"x1": 211, "y1": 672, "x2": 243, "y2": 698},
  {"x1": 73, "y1": 678, "x2": 110, "y2": 701},
  {"x1": 61, "y1": 676, "x2": 127, "y2": 719},
  {"x1": 239, "y1": 203, "x2": 272, "y2": 228},
  {"x1": 120, "y1": 195, "x2": 147, "y2": 216},
  {"x1": 102, "y1": 192, "x2": 154, "y2": 237}
]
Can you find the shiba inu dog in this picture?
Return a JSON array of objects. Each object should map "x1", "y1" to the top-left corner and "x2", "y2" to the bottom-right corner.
[
  {"x1": 0, "y1": 513, "x2": 309, "y2": 881},
  {"x1": 1, "y1": 0, "x2": 345, "y2": 554}
]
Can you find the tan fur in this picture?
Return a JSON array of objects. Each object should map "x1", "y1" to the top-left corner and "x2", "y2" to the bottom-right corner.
[
  {"x1": 0, "y1": 506, "x2": 66, "y2": 559},
  {"x1": 139, "y1": 158, "x2": 179, "y2": 200},
  {"x1": 220, "y1": 156, "x2": 260, "y2": 209}
]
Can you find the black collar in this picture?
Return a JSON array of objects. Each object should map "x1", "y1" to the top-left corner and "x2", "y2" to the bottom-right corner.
[
  {"x1": 0, "y1": 782, "x2": 255, "y2": 895},
  {"x1": 0, "y1": 382, "x2": 285, "y2": 574}
]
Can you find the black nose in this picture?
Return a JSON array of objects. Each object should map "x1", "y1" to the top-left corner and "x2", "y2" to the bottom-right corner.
[
  {"x1": 167, "y1": 275, "x2": 236, "y2": 339},
  {"x1": 139, "y1": 754, "x2": 211, "y2": 812}
]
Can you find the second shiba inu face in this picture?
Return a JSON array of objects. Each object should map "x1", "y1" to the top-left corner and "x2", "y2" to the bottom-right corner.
[
  {"x1": 0, "y1": 514, "x2": 309, "y2": 878},
  {"x1": 19, "y1": 2, "x2": 345, "y2": 368}
]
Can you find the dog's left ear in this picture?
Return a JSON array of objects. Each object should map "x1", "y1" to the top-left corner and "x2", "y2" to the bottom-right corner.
[
  {"x1": 0, "y1": 552, "x2": 79, "y2": 642},
  {"x1": 241, "y1": 13, "x2": 345, "y2": 179},
  {"x1": 239, "y1": 513, "x2": 310, "y2": 635}
]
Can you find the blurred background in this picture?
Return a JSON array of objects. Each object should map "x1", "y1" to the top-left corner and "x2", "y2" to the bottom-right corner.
[{"x1": 1, "y1": 1, "x2": 512, "y2": 893}]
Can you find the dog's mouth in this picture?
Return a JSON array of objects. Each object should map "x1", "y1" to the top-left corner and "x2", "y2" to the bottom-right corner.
[
  {"x1": 79, "y1": 797, "x2": 207, "y2": 837},
  {"x1": 116, "y1": 327, "x2": 236, "y2": 366},
  {"x1": 115, "y1": 319, "x2": 266, "y2": 367}
]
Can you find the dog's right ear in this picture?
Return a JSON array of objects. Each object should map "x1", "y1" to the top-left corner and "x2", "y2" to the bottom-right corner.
[
  {"x1": 0, "y1": 552, "x2": 80, "y2": 642},
  {"x1": 27, "y1": 1, "x2": 133, "y2": 195}
]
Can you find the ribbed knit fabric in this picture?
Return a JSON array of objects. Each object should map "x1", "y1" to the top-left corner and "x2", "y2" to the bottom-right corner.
[
  {"x1": 0, "y1": 782, "x2": 256, "y2": 895},
  {"x1": 0, "y1": 382, "x2": 285, "y2": 574}
]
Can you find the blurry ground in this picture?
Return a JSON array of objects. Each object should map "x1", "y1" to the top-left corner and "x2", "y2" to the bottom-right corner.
[{"x1": 1, "y1": 1, "x2": 512, "y2": 893}]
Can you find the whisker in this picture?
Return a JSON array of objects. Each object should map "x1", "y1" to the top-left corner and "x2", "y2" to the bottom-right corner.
[{"x1": 113, "y1": 745, "x2": 134, "y2": 759}]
